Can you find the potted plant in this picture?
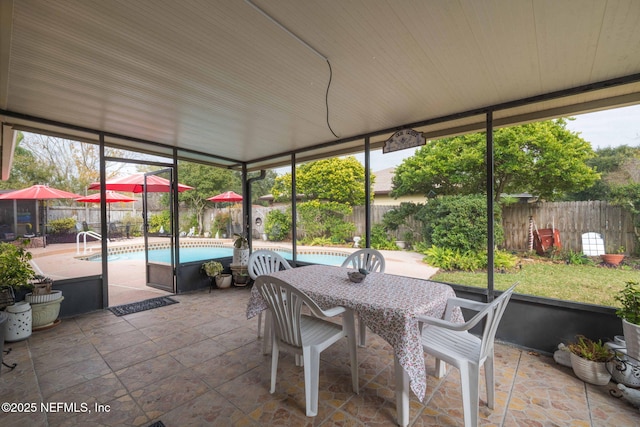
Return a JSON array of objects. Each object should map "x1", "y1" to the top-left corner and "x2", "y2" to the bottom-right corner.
[
  {"x1": 567, "y1": 335, "x2": 614, "y2": 385},
  {"x1": 26, "y1": 275, "x2": 64, "y2": 330},
  {"x1": 602, "y1": 246, "x2": 625, "y2": 266},
  {"x1": 0, "y1": 241, "x2": 36, "y2": 298},
  {"x1": 0, "y1": 241, "x2": 36, "y2": 341},
  {"x1": 233, "y1": 272, "x2": 250, "y2": 286},
  {"x1": 615, "y1": 281, "x2": 640, "y2": 363},
  {"x1": 201, "y1": 260, "x2": 232, "y2": 289},
  {"x1": 232, "y1": 233, "x2": 249, "y2": 266}
]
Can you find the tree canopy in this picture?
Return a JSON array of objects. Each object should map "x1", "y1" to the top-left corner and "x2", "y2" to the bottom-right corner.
[
  {"x1": 177, "y1": 161, "x2": 241, "y2": 233},
  {"x1": 16, "y1": 132, "x2": 138, "y2": 194},
  {"x1": 272, "y1": 156, "x2": 370, "y2": 206},
  {"x1": 392, "y1": 119, "x2": 599, "y2": 201}
]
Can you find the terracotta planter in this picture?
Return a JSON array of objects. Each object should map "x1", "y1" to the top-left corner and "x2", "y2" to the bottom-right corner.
[
  {"x1": 601, "y1": 254, "x2": 624, "y2": 266},
  {"x1": 570, "y1": 352, "x2": 611, "y2": 385}
]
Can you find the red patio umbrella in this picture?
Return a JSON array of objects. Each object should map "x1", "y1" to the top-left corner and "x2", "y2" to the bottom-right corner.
[
  {"x1": 75, "y1": 191, "x2": 137, "y2": 204},
  {"x1": 0, "y1": 184, "x2": 82, "y2": 200},
  {"x1": 207, "y1": 191, "x2": 243, "y2": 203},
  {"x1": 76, "y1": 191, "x2": 137, "y2": 239},
  {"x1": 208, "y1": 191, "x2": 243, "y2": 236},
  {"x1": 0, "y1": 185, "x2": 83, "y2": 247},
  {"x1": 88, "y1": 173, "x2": 194, "y2": 193}
]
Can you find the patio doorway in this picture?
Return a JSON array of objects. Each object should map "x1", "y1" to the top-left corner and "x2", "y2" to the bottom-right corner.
[{"x1": 143, "y1": 168, "x2": 177, "y2": 293}]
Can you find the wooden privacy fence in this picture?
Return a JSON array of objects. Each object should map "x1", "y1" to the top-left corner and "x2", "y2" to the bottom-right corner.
[
  {"x1": 49, "y1": 201, "x2": 637, "y2": 254},
  {"x1": 348, "y1": 205, "x2": 422, "y2": 241},
  {"x1": 502, "y1": 201, "x2": 637, "y2": 254},
  {"x1": 352, "y1": 201, "x2": 637, "y2": 254}
]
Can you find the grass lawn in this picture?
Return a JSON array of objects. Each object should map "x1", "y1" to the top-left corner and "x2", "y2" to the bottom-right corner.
[{"x1": 431, "y1": 259, "x2": 639, "y2": 307}]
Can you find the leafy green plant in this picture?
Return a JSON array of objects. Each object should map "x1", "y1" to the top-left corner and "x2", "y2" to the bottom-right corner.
[
  {"x1": 212, "y1": 212, "x2": 230, "y2": 236},
  {"x1": 615, "y1": 281, "x2": 640, "y2": 325},
  {"x1": 425, "y1": 245, "x2": 516, "y2": 272},
  {"x1": 425, "y1": 246, "x2": 457, "y2": 271},
  {"x1": 563, "y1": 249, "x2": 594, "y2": 266},
  {"x1": 418, "y1": 194, "x2": 504, "y2": 252},
  {"x1": 264, "y1": 209, "x2": 291, "y2": 241},
  {"x1": 0, "y1": 241, "x2": 36, "y2": 291},
  {"x1": 297, "y1": 200, "x2": 354, "y2": 243},
  {"x1": 370, "y1": 224, "x2": 398, "y2": 250},
  {"x1": 149, "y1": 210, "x2": 171, "y2": 233},
  {"x1": 567, "y1": 335, "x2": 613, "y2": 362},
  {"x1": 299, "y1": 237, "x2": 333, "y2": 246},
  {"x1": 48, "y1": 217, "x2": 76, "y2": 234},
  {"x1": 201, "y1": 260, "x2": 224, "y2": 277},
  {"x1": 233, "y1": 233, "x2": 248, "y2": 249},
  {"x1": 494, "y1": 250, "x2": 518, "y2": 269}
]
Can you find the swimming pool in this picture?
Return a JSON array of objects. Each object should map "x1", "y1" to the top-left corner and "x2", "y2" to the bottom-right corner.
[{"x1": 89, "y1": 246, "x2": 349, "y2": 266}]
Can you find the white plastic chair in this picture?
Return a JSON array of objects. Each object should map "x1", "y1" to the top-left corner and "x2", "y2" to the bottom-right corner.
[
  {"x1": 341, "y1": 248, "x2": 385, "y2": 272},
  {"x1": 341, "y1": 248, "x2": 385, "y2": 346},
  {"x1": 255, "y1": 275, "x2": 359, "y2": 417},
  {"x1": 248, "y1": 250, "x2": 292, "y2": 351},
  {"x1": 417, "y1": 283, "x2": 518, "y2": 427}
]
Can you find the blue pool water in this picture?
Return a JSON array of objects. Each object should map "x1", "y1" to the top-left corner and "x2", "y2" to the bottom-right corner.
[{"x1": 92, "y1": 247, "x2": 347, "y2": 266}]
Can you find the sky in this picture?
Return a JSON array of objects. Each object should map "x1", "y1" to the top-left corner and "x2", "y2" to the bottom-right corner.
[
  {"x1": 565, "y1": 104, "x2": 640, "y2": 150},
  {"x1": 364, "y1": 103, "x2": 640, "y2": 172}
]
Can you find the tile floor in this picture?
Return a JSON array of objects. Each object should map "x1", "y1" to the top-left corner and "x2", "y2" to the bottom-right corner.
[{"x1": 2, "y1": 286, "x2": 639, "y2": 426}]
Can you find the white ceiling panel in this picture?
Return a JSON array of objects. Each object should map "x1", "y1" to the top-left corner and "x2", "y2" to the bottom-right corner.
[{"x1": 1, "y1": 0, "x2": 640, "y2": 172}]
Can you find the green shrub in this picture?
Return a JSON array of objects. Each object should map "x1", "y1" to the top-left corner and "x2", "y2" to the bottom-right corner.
[
  {"x1": 212, "y1": 212, "x2": 230, "y2": 236},
  {"x1": 382, "y1": 202, "x2": 423, "y2": 247},
  {"x1": 48, "y1": 217, "x2": 77, "y2": 234},
  {"x1": 0, "y1": 242, "x2": 36, "y2": 290},
  {"x1": 425, "y1": 245, "x2": 517, "y2": 272},
  {"x1": 418, "y1": 194, "x2": 504, "y2": 252},
  {"x1": 149, "y1": 210, "x2": 171, "y2": 233},
  {"x1": 370, "y1": 224, "x2": 398, "y2": 250},
  {"x1": 494, "y1": 250, "x2": 518, "y2": 269},
  {"x1": 563, "y1": 249, "x2": 594, "y2": 266},
  {"x1": 265, "y1": 209, "x2": 291, "y2": 241},
  {"x1": 424, "y1": 246, "x2": 457, "y2": 270},
  {"x1": 297, "y1": 200, "x2": 354, "y2": 243},
  {"x1": 300, "y1": 237, "x2": 333, "y2": 246}
]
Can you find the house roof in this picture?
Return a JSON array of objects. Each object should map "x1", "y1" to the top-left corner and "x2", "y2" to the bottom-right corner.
[
  {"x1": 373, "y1": 168, "x2": 396, "y2": 195},
  {"x1": 2, "y1": 1, "x2": 640, "y2": 176}
]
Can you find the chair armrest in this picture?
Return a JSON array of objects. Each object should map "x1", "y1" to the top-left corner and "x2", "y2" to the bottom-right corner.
[
  {"x1": 443, "y1": 297, "x2": 487, "y2": 320},
  {"x1": 322, "y1": 306, "x2": 346, "y2": 317},
  {"x1": 416, "y1": 314, "x2": 473, "y2": 332},
  {"x1": 446, "y1": 297, "x2": 488, "y2": 312},
  {"x1": 311, "y1": 305, "x2": 346, "y2": 318}
]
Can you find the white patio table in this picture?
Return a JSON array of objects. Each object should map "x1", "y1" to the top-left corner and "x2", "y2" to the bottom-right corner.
[{"x1": 246, "y1": 264, "x2": 462, "y2": 426}]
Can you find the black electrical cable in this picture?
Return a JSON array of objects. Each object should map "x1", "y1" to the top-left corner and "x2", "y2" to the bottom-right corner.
[{"x1": 326, "y1": 60, "x2": 339, "y2": 138}]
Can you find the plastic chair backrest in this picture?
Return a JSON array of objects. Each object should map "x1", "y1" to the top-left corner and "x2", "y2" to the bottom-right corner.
[
  {"x1": 248, "y1": 250, "x2": 292, "y2": 280},
  {"x1": 341, "y1": 248, "x2": 385, "y2": 272},
  {"x1": 476, "y1": 283, "x2": 517, "y2": 361},
  {"x1": 255, "y1": 275, "x2": 325, "y2": 348}
]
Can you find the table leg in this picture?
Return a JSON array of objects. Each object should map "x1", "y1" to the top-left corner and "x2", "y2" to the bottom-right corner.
[{"x1": 394, "y1": 356, "x2": 409, "y2": 427}]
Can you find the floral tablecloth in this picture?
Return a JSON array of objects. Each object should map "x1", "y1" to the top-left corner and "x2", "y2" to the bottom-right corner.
[{"x1": 246, "y1": 264, "x2": 462, "y2": 401}]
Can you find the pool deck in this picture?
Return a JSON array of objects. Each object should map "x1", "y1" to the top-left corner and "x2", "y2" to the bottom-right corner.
[{"x1": 27, "y1": 237, "x2": 439, "y2": 307}]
